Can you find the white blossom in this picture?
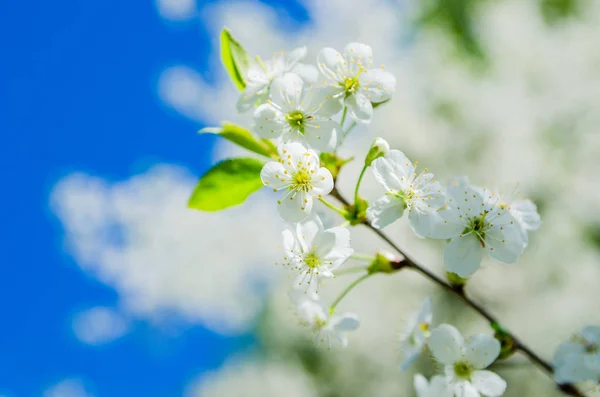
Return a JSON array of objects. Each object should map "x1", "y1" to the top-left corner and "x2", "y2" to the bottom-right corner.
[
  {"x1": 289, "y1": 289, "x2": 359, "y2": 348},
  {"x1": 253, "y1": 73, "x2": 339, "y2": 152},
  {"x1": 425, "y1": 179, "x2": 527, "y2": 278},
  {"x1": 487, "y1": 191, "x2": 541, "y2": 245},
  {"x1": 553, "y1": 325, "x2": 600, "y2": 384},
  {"x1": 261, "y1": 142, "x2": 333, "y2": 222},
  {"x1": 414, "y1": 374, "x2": 453, "y2": 397},
  {"x1": 367, "y1": 150, "x2": 445, "y2": 236},
  {"x1": 317, "y1": 42, "x2": 396, "y2": 123},
  {"x1": 428, "y1": 324, "x2": 507, "y2": 397},
  {"x1": 237, "y1": 47, "x2": 317, "y2": 113},
  {"x1": 281, "y1": 215, "x2": 353, "y2": 290},
  {"x1": 399, "y1": 297, "x2": 433, "y2": 371}
]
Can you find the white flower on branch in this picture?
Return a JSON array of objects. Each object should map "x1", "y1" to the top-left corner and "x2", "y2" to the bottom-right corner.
[
  {"x1": 237, "y1": 47, "x2": 317, "y2": 113},
  {"x1": 261, "y1": 142, "x2": 333, "y2": 222},
  {"x1": 367, "y1": 150, "x2": 445, "y2": 236},
  {"x1": 553, "y1": 325, "x2": 600, "y2": 384},
  {"x1": 414, "y1": 374, "x2": 453, "y2": 397},
  {"x1": 289, "y1": 289, "x2": 359, "y2": 348},
  {"x1": 399, "y1": 297, "x2": 433, "y2": 371},
  {"x1": 425, "y1": 178, "x2": 527, "y2": 278},
  {"x1": 486, "y1": 190, "x2": 541, "y2": 246},
  {"x1": 281, "y1": 215, "x2": 353, "y2": 291},
  {"x1": 253, "y1": 73, "x2": 340, "y2": 152},
  {"x1": 317, "y1": 42, "x2": 396, "y2": 123},
  {"x1": 428, "y1": 324, "x2": 506, "y2": 397}
]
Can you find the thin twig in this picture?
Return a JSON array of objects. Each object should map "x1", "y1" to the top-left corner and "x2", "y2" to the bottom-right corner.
[{"x1": 329, "y1": 188, "x2": 585, "y2": 397}]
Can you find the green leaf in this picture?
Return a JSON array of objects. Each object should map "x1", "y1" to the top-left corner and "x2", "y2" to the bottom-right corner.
[
  {"x1": 188, "y1": 158, "x2": 265, "y2": 211},
  {"x1": 220, "y1": 28, "x2": 251, "y2": 91},
  {"x1": 199, "y1": 122, "x2": 276, "y2": 158}
]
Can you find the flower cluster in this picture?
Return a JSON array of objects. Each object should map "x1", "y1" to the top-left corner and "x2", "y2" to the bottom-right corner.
[{"x1": 194, "y1": 31, "x2": 595, "y2": 395}]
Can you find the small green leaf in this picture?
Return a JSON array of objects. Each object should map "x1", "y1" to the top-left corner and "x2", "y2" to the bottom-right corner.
[
  {"x1": 200, "y1": 122, "x2": 276, "y2": 158},
  {"x1": 220, "y1": 28, "x2": 251, "y2": 91},
  {"x1": 188, "y1": 158, "x2": 265, "y2": 211}
]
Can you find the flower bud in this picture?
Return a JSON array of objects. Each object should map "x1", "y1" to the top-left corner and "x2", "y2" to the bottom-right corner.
[{"x1": 364, "y1": 137, "x2": 390, "y2": 166}]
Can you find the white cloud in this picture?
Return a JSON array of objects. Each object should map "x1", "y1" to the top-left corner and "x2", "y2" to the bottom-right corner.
[
  {"x1": 51, "y1": 165, "x2": 282, "y2": 335},
  {"x1": 72, "y1": 306, "x2": 129, "y2": 345},
  {"x1": 155, "y1": 0, "x2": 196, "y2": 21},
  {"x1": 43, "y1": 379, "x2": 94, "y2": 397},
  {"x1": 187, "y1": 357, "x2": 318, "y2": 397}
]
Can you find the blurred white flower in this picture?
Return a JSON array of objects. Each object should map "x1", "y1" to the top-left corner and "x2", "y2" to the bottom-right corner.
[
  {"x1": 428, "y1": 324, "x2": 506, "y2": 397},
  {"x1": 367, "y1": 150, "x2": 445, "y2": 235},
  {"x1": 260, "y1": 142, "x2": 333, "y2": 222},
  {"x1": 290, "y1": 289, "x2": 359, "y2": 348},
  {"x1": 253, "y1": 73, "x2": 339, "y2": 152},
  {"x1": 282, "y1": 215, "x2": 352, "y2": 290},
  {"x1": 317, "y1": 42, "x2": 395, "y2": 123},
  {"x1": 414, "y1": 374, "x2": 453, "y2": 397},
  {"x1": 427, "y1": 179, "x2": 526, "y2": 277},
  {"x1": 238, "y1": 47, "x2": 317, "y2": 113},
  {"x1": 399, "y1": 297, "x2": 432, "y2": 371},
  {"x1": 553, "y1": 325, "x2": 600, "y2": 384}
]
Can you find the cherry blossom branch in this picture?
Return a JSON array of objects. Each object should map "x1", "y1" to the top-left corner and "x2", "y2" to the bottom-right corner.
[{"x1": 329, "y1": 188, "x2": 586, "y2": 397}]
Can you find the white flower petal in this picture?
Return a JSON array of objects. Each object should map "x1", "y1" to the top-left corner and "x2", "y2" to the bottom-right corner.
[
  {"x1": 511, "y1": 199, "x2": 541, "y2": 231},
  {"x1": 276, "y1": 73, "x2": 305, "y2": 107},
  {"x1": 471, "y1": 370, "x2": 507, "y2": 397},
  {"x1": 444, "y1": 234, "x2": 483, "y2": 278},
  {"x1": 254, "y1": 103, "x2": 284, "y2": 138},
  {"x1": 332, "y1": 313, "x2": 360, "y2": 331},
  {"x1": 260, "y1": 161, "x2": 290, "y2": 190},
  {"x1": 414, "y1": 374, "x2": 429, "y2": 397},
  {"x1": 295, "y1": 215, "x2": 324, "y2": 251},
  {"x1": 313, "y1": 86, "x2": 344, "y2": 117},
  {"x1": 371, "y1": 156, "x2": 405, "y2": 191},
  {"x1": 408, "y1": 209, "x2": 441, "y2": 238},
  {"x1": 429, "y1": 376, "x2": 453, "y2": 397},
  {"x1": 292, "y1": 63, "x2": 318, "y2": 84},
  {"x1": 303, "y1": 120, "x2": 338, "y2": 152},
  {"x1": 318, "y1": 227, "x2": 353, "y2": 267},
  {"x1": 280, "y1": 142, "x2": 310, "y2": 167},
  {"x1": 387, "y1": 149, "x2": 416, "y2": 180},
  {"x1": 419, "y1": 209, "x2": 464, "y2": 239},
  {"x1": 401, "y1": 347, "x2": 423, "y2": 372},
  {"x1": 237, "y1": 80, "x2": 268, "y2": 113},
  {"x1": 277, "y1": 191, "x2": 312, "y2": 222},
  {"x1": 416, "y1": 297, "x2": 433, "y2": 325},
  {"x1": 344, "y1": 42, "x2": 372, "y2": 60},
  {"x1": 345, "y1": 92, "x2": 373, "y2": 123},
  {"x1": 428, "y1": 324, "x2": 465, "y2": 365},
  {"x1": 361, "y1": 68, "x2": 396, "y2": 103},
  {"x1": 311, "y1": 167, "x2": 334, "y2": 196},
  {"x1": 285, "y1": 46, "x2": 307, "y2": 67},
  {"x1": 318, "y1": 48, "x2": 344, "y2": 83},
  {"x1": 454, "y1": 381, "x2": 481, "y2": 397},
  {"x1": 464, "y1": 335, "x2": 501, "y2": 369},
  {"x1": 485, "y1": 222, "x2": 525, "y2": 264},
  {"x1": 367, "y1": 195, "x2": 404, "y2": 229}
]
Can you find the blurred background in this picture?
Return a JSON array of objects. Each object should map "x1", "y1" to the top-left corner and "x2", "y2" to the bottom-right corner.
[{"x1": 3, "y1": 0, "x2": 600, "y2": 395}]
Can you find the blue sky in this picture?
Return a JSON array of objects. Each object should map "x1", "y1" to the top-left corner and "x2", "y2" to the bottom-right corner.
[{"x1": 0, "y1": 0, "x2": 307, "y2": 395}]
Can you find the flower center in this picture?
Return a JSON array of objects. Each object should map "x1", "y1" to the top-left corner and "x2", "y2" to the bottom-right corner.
[
  {"x1": 313, "y1": 316, "x2": 327, "y2": 330},
  {"x1": 464, "y1": 213, "x2": 489, "y2": 246},
  {"x1": 304, "y1": 251, "x2": 321, "y2": 268},
  {"x1": 292, "y1": 170, "x2": 312, "y2": 192},
  {"x1": 418, "y1": 322, "x2": 429, "y2": 332},
  {"x1": 453, "y1": 361, "x2": 473, "y2": 379},
  {"x1": 342, "y1": 77, "x2": 360, "y2": 94},
  {"x1": 285, "y1": 111, "x2": 312, "y2": 134}
]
